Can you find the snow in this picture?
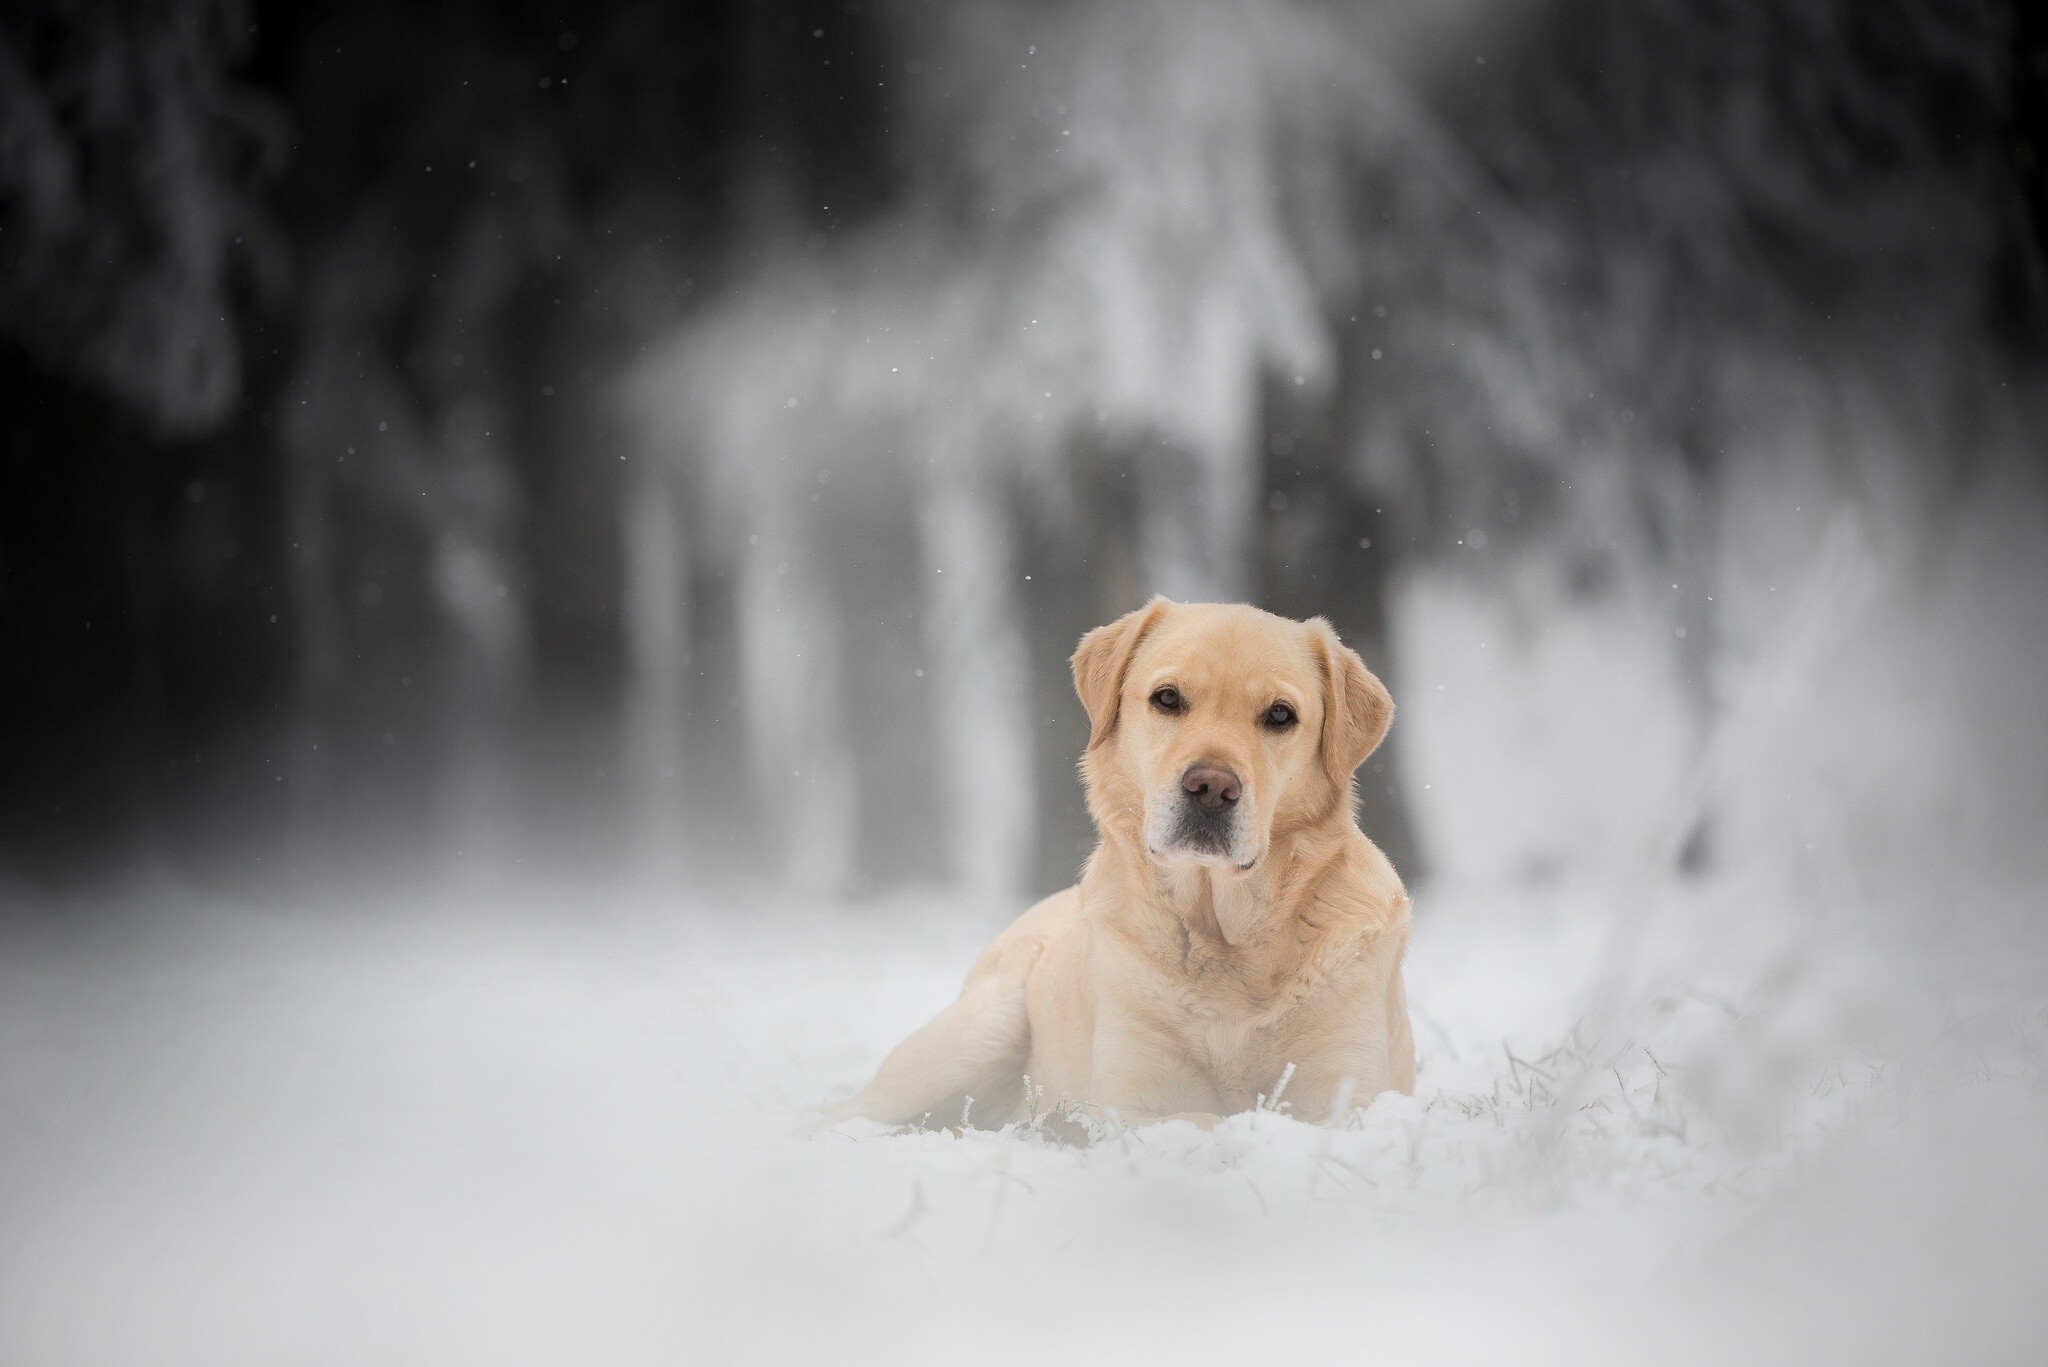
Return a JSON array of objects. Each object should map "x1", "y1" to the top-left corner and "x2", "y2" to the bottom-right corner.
[
  {"x1": 4, "y1": 868, "x2": 2043, "y2": 1366},
  {"x1": 9, "y1": 454, "x2": 2045, "y2": 1363}
]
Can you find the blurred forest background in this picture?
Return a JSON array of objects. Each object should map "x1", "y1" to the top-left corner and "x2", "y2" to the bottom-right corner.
[{"x1": 5, "y1": 0, "x2": 2046, "y2": 905}]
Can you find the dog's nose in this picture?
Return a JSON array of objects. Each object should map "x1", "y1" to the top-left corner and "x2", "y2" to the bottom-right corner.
[{"x1": 1182, "y1": 763, "x2": 1241, "y2": 810}]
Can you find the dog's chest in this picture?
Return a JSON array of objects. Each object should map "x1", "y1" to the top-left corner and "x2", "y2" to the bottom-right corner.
[
  {"x1": 1183, "y1": 1012, "x2": 1291, "y2": 1108},
  {"x1": 1166, "y1": 963, "x2": 1320, "y2": 1108}
]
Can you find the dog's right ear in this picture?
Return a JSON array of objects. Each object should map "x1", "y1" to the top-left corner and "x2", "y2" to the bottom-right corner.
[{"x1": 1071, "y1": 597, "x2": 1172, "y2": 751}]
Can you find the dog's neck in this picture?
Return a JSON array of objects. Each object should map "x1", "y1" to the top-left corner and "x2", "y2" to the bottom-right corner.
[
  {"x1": 1113, "y1": 821, "x2": 1349, "y2": 950},
  {"x1": 1163, "y1": 861, "x2": 1269, "y2": 946}
]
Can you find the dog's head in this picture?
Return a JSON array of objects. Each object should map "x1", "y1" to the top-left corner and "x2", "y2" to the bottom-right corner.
[{"x1": 1072, "y1": 598, "x2": 1393, "y2": 872}]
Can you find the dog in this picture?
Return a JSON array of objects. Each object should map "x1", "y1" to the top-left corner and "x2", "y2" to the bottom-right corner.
[{"x1": 826, "y1": 598, "x2": 1415, "y2": 1130}]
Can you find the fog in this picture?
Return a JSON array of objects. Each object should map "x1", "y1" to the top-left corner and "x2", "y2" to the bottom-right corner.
[{"x1": 4, "y1": 0, "x2": 2047, "y2": 1361}]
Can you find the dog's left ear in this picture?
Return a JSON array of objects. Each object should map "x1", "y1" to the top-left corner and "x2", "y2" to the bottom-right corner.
[{"x1": 1311, "y1": 618, "x2": 1393, "y2": 794}]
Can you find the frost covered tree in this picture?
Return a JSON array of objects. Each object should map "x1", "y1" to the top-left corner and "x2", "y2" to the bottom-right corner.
[
  {"x1": 0, "y1": 0, "x2": 284, "y2": 433},
  {"x1": 4, "y1": 0, "x2": 2040, "y2": 892},
  {"x1": 266, "y1": 0, "x2": 724, "y2": 860},
  {"x1": 1341, "y1": 0, "x2": 2045, "y2": 880}
]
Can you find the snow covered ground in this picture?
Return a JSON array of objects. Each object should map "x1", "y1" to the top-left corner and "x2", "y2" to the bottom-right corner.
[{"x1": 3, "y1": 868, "x2": 2044, "y2": 1366}]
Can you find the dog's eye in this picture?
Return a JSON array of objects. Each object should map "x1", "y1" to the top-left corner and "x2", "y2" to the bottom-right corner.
[
  {"x1": 1150, "y1": 686, "x2": 1183, "y2": 714},
  {"x1": 1264, "y1": 701, "x2": 1298, "y2": 729}
]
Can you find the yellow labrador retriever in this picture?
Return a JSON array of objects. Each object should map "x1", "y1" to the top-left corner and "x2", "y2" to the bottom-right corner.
[{"x1": 828, "y1": 598, "x2": 1415, "y2": 1129}]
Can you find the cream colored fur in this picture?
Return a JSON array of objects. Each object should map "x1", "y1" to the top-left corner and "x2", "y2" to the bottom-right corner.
[{"x1": 826, "y1": 599, "x2": 1415, "y2": 1130}]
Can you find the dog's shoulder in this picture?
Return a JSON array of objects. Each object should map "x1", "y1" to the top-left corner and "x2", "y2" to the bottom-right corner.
[
  {"x1": 1295, "y1": 831, "x2": 1411, "y2": 972},
  {"x1": 963, "y1": 885, "x2": 1083, "y2": 985},
  {"x1": 1011, "y1": 884, "x2": 1084, "y2": 947}
]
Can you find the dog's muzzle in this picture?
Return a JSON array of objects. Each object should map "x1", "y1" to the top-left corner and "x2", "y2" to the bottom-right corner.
[{"x1": 1152, "y1": 763, "x2": 1255, "y2": 866}]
